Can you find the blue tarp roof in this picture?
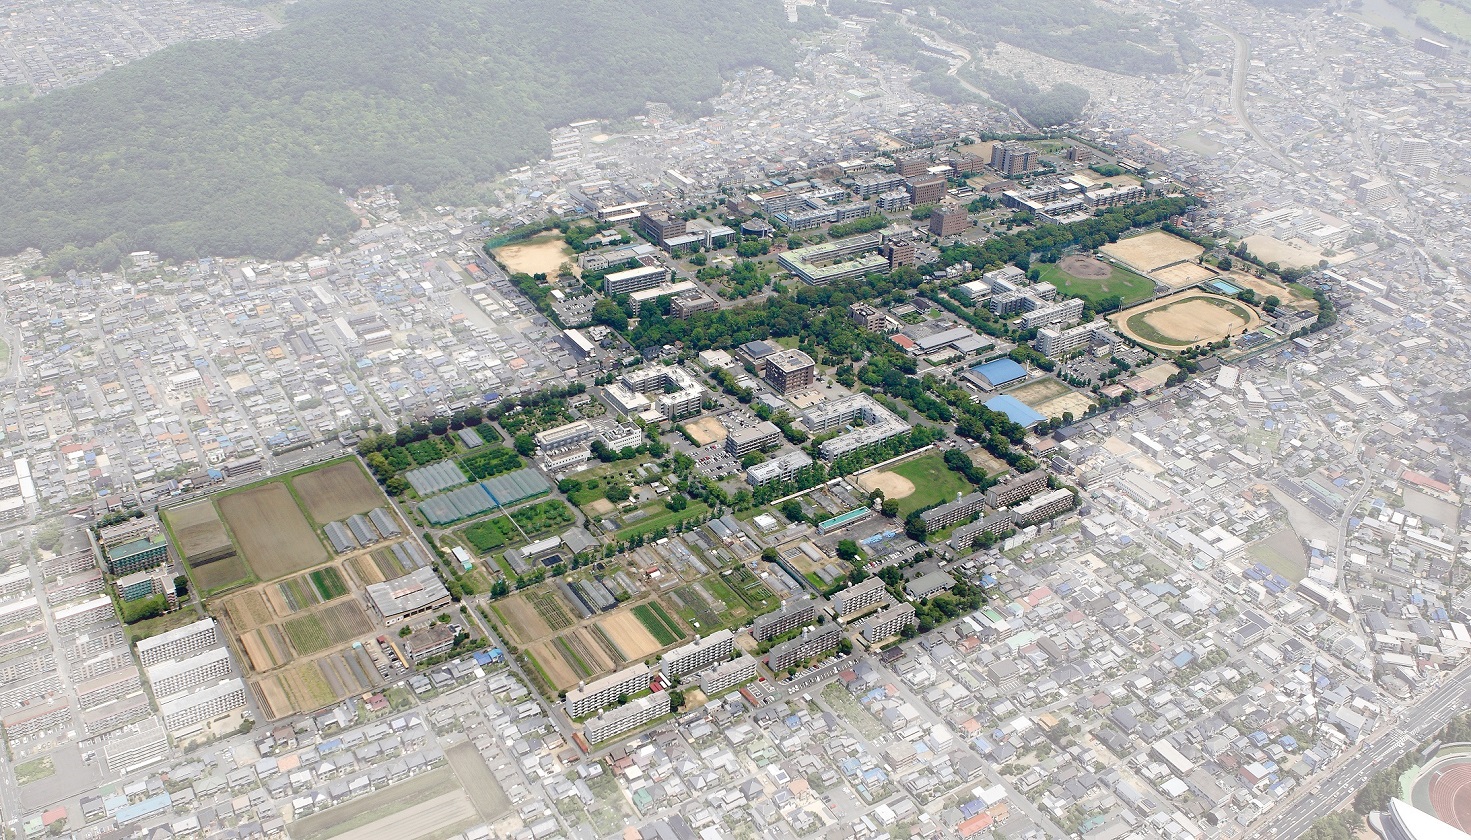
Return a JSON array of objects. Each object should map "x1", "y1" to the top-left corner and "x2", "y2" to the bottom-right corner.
[{"x1": 983, "y1": 395, "x2": 1046, "y2": 428}]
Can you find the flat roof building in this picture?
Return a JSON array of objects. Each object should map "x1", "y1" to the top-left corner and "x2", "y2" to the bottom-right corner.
[
  {"x1": 724, "y1": 421, "x2": 783, "y2": 457},
  {"x1": 861, "y1": 602, "x2": 917, "y2": 643},
  {"x1": 751, "y1": 600, "x2": 818, "y2": 642},
  {"x1": 365, "y1": 567, "x2": 452, "y2": 626},
  {"x1": 583, "y1": 690, "x2": 670, "y2": 744},
  {"x1": 919, "y1": 492, "x2": 987, "y2": 533},
  {"x1": 768, "y1": 624, "x2": 840, "y2": 671},
  {"x1": 746, "y1": 450, "x2": 815, "y2": 486},
  {"x1": 159, "y1": 678, "x2": 247, "y2": 733},
  {"x1": 904, "y1": 571, "x2": 956, "y2": 601},
  {"x1": 660, "y1": 629, "x2": 734, "y2": 679},
  {"x1": 135, "y1": 618, "x2": 221, "y2": 667},
  {"x1": 763, "y1": 349, "x2": 816, "y2": 394},
  {"x1": 565, "y1": 662, "x2": 651, "y2": 719},
  {"x1": 146, "y1": 647, "x2": 233, "y2": 702},
  {"x1": 832, "y1": 577, "x2": 888, "y2": 618}
]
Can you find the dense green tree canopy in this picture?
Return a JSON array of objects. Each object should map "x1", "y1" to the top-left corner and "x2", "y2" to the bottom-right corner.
[{"x1": 0, "y1": 0, "x2": 796, "y2": 262}]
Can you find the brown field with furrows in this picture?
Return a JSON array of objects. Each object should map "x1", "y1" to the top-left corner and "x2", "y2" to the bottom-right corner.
[
  {"x1": 278, "y1": 661, "x2": 337, "y2": 714},
  {"x1": 496, "y1": 593, "x2": 554, "y2": 643},
  {"x1": 528, "y1": 641, "x2": 580, "y2": 691},
  {"x1": 219, "y1": 482, "x2": 326, "y2": 580},
  {"x1": 325, "y1": 792, "x2": 477, "y2": 840},
  {"x1": 240, "y1": 626, "x2": 290, "y2": 672},
  {"x1": 348, "y1": 555, "x2": 385, "y2": 586},
  {"x1": 164, "y1": 501, "x2": 234, "y2": 561},
  {"x1": 222, "y1": 591, "x2": 273, "y2": 631},
  {"x1": 291, "y1": 461, "x2": 386, "y2": 524},
  {"x1": 597, "y1": 610, "x2": 666, "y2": 661},
  {"x1": 254, "y1": 677, "x2": 291, "y2": 720}
]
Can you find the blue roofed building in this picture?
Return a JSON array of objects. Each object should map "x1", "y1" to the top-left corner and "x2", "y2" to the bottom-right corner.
[
  {"x1": 984, "y1": 395, "x2": 1046, "y2": 428},
  {"x1": 969, "y1": 358, "x2": 1028, "y2": 390}
]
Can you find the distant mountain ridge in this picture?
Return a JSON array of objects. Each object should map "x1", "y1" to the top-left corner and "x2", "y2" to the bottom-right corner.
[{"x1": 0, "y1": 0, "x2": 796, "y2": 264}]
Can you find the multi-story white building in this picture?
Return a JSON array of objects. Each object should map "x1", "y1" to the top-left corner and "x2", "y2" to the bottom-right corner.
[
  {"x1": 802, "y1": 395, "x2": 912, "y2": 460},
  {"x1": 767, "y1": 624, "x2": 841, "y2": 671},
  {"x1": 565, "y1": 662, "x2": 651, "y2": 719},
  {"x1": 660, "y1": 629, "x2": 733, "y2": 679},
  {"x1": 698, "y1": 654, "x2": 758, "y2": 695},
  {"x1": 135, "y1": 618, "x2": 221, "y2": 667},
  {"x1": 746, "y1": 450, "x2": 814, "y2": 486},
  {"x1": 751, "y1": 600, "x2": 817, "y2": 642},
  {"x1": 53, "y1": 596, "x2": 115, "y2": 634},
  {"x1": 76, "y1": 667, "x2": 143, "y2": 709},
  {"x1": 582, "y1": 690, "x2": 671, "y2": 744},
  {"x1": 861, "y1": 602, "x2": 917, "y2": 643},
  {"x1": 158, "y1": 678, "x2": 247, "y2": 733},
  {"x1": 1011, "y1": 487, "x2": 1075, "y2": 525},
  {"x1": 146, "y1": 647, "x2": 233, "y2": 701},
  {"x1": 1019, "y1": 298, "x2": 1085, "y2": 331},
  {"x1": 603, "y1": 264, "x2": 671, "y2": 296},
  {"x1": 832, "y1": 577, "x2": 888, "y2": 618}
]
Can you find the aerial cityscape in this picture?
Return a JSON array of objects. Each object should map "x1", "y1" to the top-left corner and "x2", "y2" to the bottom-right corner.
[{"x1": 1, "y1": 1, "x2": 1470, "y2": 839}]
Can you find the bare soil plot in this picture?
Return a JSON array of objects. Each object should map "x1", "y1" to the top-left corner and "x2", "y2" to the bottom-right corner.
[
  {"x1": 291, "y1": 461, "x2": 385, "y2": 524},
  {"x1": 1101, "y1": 230, "x2": 1204, "y2": 273},
  {"x1": 219, "y1": 482, "x2": 326, "y2": 580},
  {"x1": 1058, "y1": 255, "x2": 1110, "y2": 279},
  {"x1": 164, "y1": 500, "x2": 233, "y2": 562},
  {"x1": 1248, "y1": 527, "x2": 1306, "y2": 583},
  {"x1": 254, "y1": 677, "x2": 291, "y2": 720},
  {"x1": 1007, "y1": 376, "x2": 1073, "y2": 407},
  {"x1": 495, "y1": 593, "x2": 555, "y2": 644},
  {"x1": 348, "y1": 555, "x2": 386, "y2": 586},
  {"x1": 527, "y1": 641, "x2": 580, "y2": 691},
  {"x1": 1240, "y1": 233, "x2": 1325, "y2": 270},
  {"x1": 190, "y1": 556, "x2": 252, "y2": 594},
  {"x1": 240, "y1": 626, "x2": 291, "y2": 672},
  {"x1": 1033, "y1": 392, "x2": 1095, "y2": 420},
  {"x1": 222, "y1": 591, "x2": 273, "y2": 630},
  {"x1": 493, "y1": 236, "x2": 573, "y2": 276},
  {"x1": 279, "y1": 661, "x2": 338, "y2": 714},
  {"x1": 597, "y1": 608, "x2": 666, "y2": 661},
  {"x1": 289, "y1": 767, "x2": 464, "y2": 840},
  {"x1": 683, "y1": 416, "x2": 728, "y2": 446},
  {"x1": 1112, "y1": 293, "x2": 1262, "y2": 349},
  {"x1": 855, "y1": 470, "x2": 915, "y2": 500},
  {"x1": 1226, "y1": 271, "x2": 1317, "y2": 310},
  {"x1": 447, "y1": 742, "x2": 511, "y2": 822},
  {"x1": 1153, "y1": 261, "x2": 1217, "y2": 289}
]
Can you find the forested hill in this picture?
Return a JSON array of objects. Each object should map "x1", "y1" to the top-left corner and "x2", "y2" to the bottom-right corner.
[{"x1": 0, "y1": 0, "x2": 796, "y2": 264}]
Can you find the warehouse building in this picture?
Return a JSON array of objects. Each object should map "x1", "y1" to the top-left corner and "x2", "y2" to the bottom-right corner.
[{"x1": 365, "y1": 567, "x2": 452, "y2": 626}]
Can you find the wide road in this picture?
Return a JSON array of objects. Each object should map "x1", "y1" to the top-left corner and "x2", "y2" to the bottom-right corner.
[
  {"x1": 1212, "y1": 21, "x2": 1293, "y2": 174},
  {"x1": 1264, "y1": 664, "x2": 1471, "y2": 838}
]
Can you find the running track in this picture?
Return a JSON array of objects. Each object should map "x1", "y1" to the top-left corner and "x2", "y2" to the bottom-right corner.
[{"x1": 1428, "y1": 763, "x2": 1471, "y2": 831}]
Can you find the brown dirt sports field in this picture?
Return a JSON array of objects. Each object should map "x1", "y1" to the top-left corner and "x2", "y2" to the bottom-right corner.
[
  {"x1": 856, "y1": 471, "x2": 916, "y2": 500},
  {"x1": 1111, "y1": 293, "x2": 1263, "y2": 349},
  {"x1": 218, "y1": 482, "x2": 326, "y2": 580},
  {"x1": 1100, "y1": 230, "x2": 1204, "y2": 273},
  {"x1": 683, "y1": 416, "x2": 728, "y2": 447},
  {"x1": 1153, "y1": 261, "x2": 1218, "y2": 289},
  {"x1": 1058, "y1": 255, "x2": 1109, "y2": 279},
  {"x1": 290, "y1": 460, "x2": 386, "y2": 524}
]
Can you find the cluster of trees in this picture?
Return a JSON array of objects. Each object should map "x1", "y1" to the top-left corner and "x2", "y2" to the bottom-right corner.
[
  {"x1": 0, "y1": 0, "x2": 798, "y2": 262},
  {"x1": 939, "y1": 197, "x2": 1195, "y2": 273},
  {"x1": 827, "y1": 214, "x2": 891, "y2": 238},
  {"x1": 929, "y1": 0, "x2": 1179, "y2": 76},
  {"x1": 966, "y1": 68, "x2": 1091, "y2": 127}
]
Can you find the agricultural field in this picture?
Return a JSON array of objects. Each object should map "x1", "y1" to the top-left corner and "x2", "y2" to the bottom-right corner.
[
  {"x1": 614, "y1": 499, "x2": 710, "y2": 541},
  {"x1": 630, "y1": 602, "x2": 682, "y2": 646},
  {"x1": 218, "y1": 482, "x2": 326, "y2": 580},
  {"x1": 446, "y1": 742, "x2": 511, "y2": 823},
  {"x1": 462, "y1": 517, "x2": 517, "y2": 553},
  {"x1": 668, "y1": 571, "x2": 772, "y2": 633},
  {"x1": 290, "y1": 766, "x2": 472, "y2": 840},
  {"x1": 526, "y1": 588, "x2": 575, "y2": 631},
  {"x1": 162, "y1": 499, "x2": 233, "y2": 563},
  {"x1": 1034, "y1": 257, "x2": 1154, "y2": 307},
  {"x1": 1112, "y1": 292, "x2": 1263, "y2": 349},
  {"x1": 189, "y1": 556, "x2": 253, "y2": 594},
  {"x1": 221, "y1": 591, "x2": 273, "y2": 631},
  {"x1": 240, "y1": 625, "x2": 292, "y2": 671},
  {"x1": 291, "y1": 460, "x2": 385, "y2": 524},
  {"x1": 282, "y1": 600, "x2": 372, "y2": 656},
  {"x1": 459, "y1": 446, "x2": 521, "y2": 480},
  {"x1": 492, "y1": 592, "x2": 559, "y2": 643}
]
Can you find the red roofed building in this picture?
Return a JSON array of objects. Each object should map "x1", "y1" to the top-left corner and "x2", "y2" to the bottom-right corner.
[{"x1": 958, "y1": 812, "x2": 993, "y2": 837}]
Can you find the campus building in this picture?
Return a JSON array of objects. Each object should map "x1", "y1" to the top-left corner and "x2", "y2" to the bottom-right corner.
[
  {"x1": 603, "y1": 263, "x2": 672, "y2": 296},
  {"x1": 906, "y1": 176, "x2": 946, "y2": 207},
  {"x1": 991, "y1": 142, "x2": 1038, "y2": 176},
  {"x1": 660, "y1": 629, "x2": 734, "y2": 679},
  {"x1": 778, "y1": 234, "x2": 890, "y2": 286},
  {"x1": 365, "y1": 568, "x2": 453, "y2": 626},
  {"x1": 583, "y1": 690, "x2": 671, "y2": 744},
  {"x1": 403, "y1": 624, "x2": 456, "y2": 663},
  {"x1": 929, "y1": 204, "x2": 969, "y2": 237},
  {"x1": 724, "y1": 421, "x2": 783, "y2": 457},
  {"x1": 751, "y1": 600, "x2": 818, "y2": 642},
  {"x1": 635, "y1": 209, "x2": 686, "y2": 249},
  {"x1": 763, "y1": 349, "x2": 816, "y2": 394},
  {"x1": 860, "y1": 603, "x2": 917, "y2": 643},
  {"x1": 746, "y1": 450, "x2": 815, "y2": 486},
  {"x1": 767, "y1": 624, "x2": 840, "y2": 671},
  {"x1": 831, "y1": 577, "x2": 888, "y2": 618},
  {"x1": 607, "y1": 366, "x2": 704, "y2": 421},
  {"x1": 565, "y1": 662, "x2": 652, "y2": 719},
  {"x1": 1019, "y1": 298, "x2": 1085, "y2": 330},
  {"x1": 1035, "y1": 321, "x2": 1116, "y2": 358},
  {"x1": 800, "y1": 394, "x2": 912, "y2": 460}
]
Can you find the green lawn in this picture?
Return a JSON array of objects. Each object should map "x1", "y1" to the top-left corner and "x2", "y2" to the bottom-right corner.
[
  {"x1": 615, "y1": 500, "x2": 710, "y2": 541},
  {"x1": 887, "y1": 453, "x2": 975, "y2": 517},
  {"x1": 14, "y1": 756, "x2": 54, "y2": 786},
  {"x1": 1035, "y1": 260, "x2": 1155, "y2": 308},
  {"x1": 0, "y1": 338, "x2": 9, "y2": 369},
  {"x1": 632, "y1": 603, "x2": 681, "y2": 645}
]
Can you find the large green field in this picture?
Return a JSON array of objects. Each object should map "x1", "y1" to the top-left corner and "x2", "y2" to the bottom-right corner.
[
  {"x1": 1035, "y1": 260, "x2": 1155, "y2": 308},
  {"x1": 1420, "y1": 0, "x2": 1471, "y2": 37},
  {"x1": 887, "y1": 453, "x2": 975, "y2": 517}
]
